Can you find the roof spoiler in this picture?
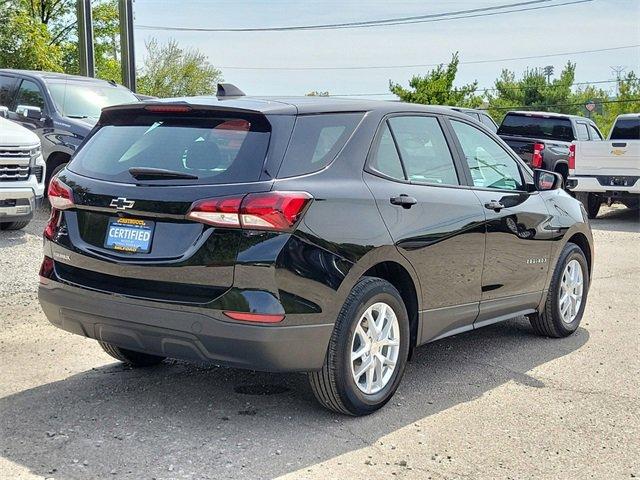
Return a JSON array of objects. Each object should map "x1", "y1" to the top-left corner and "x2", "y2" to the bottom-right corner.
[{"x1": 217, "y1": 83, "x2": 245, "y2": 97}]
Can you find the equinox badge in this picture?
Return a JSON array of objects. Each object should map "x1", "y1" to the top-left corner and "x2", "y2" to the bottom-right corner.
[{"x1": 110, "y1": 197, "x2": 135, "y2": 210}]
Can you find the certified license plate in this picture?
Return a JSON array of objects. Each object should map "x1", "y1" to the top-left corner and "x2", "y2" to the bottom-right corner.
[{"x1": 104, "y1": 217, "x2": 155, "y2": 253}]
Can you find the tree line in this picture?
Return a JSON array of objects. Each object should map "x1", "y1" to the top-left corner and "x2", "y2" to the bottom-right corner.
[
  {"x1": 1, "y1": 1, "x2": 637, "y2": 135},
  {"x1": 0, "y1": 0, "x2": 222, "y2": 97},
  {"x1": 390, "y1": 53, "x2": 640, "y2": 135}
]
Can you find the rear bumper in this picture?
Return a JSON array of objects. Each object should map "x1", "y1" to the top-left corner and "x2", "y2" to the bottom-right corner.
[
  {"x1": 38, "y1": 280, "x2": 333, "y2": 372},
  {"x1": 567, "y1": 176, "x2": 640, "y2": 195}
]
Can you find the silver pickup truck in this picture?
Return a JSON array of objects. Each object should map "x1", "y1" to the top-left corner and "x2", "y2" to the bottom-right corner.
[{"x1": 0, "y1": 109, "x2": 46, "y2": 230}]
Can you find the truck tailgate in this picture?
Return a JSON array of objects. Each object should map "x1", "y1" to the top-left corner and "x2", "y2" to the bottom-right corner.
[{"x1": 573, "y1": 140, "x2": 640, "y2": 176}]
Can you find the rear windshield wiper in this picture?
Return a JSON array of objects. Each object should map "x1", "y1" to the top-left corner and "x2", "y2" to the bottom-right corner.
[{"x1": 128, "y1": 167, "x2": 199, "y2": 180}]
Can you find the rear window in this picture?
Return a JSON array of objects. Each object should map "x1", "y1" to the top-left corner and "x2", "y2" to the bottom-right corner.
[
  {"x1": 498, "y1": 114, "x2": 575, "y2": 141},
  {"x1": 610, "y1": 117, "x2": 640, "y2": 140},
  {"x1": 277, "y1": 113, "x2": 363, "y2": 178},
  {"x1": 68, "y1": 112, "x2": 271, "y2": 184}
]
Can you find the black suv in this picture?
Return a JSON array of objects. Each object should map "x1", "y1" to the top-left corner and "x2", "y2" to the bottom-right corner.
[
  {"x1": 0, "y1": 69, "x2": 139, "y2": 187},
  {"x1": 38, "y1": 94, "x2": 594, "y2": 415}
]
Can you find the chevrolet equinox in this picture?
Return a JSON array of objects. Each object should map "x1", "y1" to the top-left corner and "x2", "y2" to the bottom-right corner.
[{"x1": 38, "y1": 91, "x2": 594, "y2": 415}]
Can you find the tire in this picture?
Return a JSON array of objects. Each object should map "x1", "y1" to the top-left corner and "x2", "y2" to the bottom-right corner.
[
  {"x1": 575, "y1": 192, "x2": 601, "y2": 219},
  {"x1": 0, "y1": 220, "x2": 30, "y2": 230},
  {"x1": 98, "y1": 341, "x2": 165, "y2": 367},
  {"x1": 529, "y1": 243, "x2": 589, "y2": 338},
  {"x1": 308, "y1": 276, "x2": 410, "y2": 416}
]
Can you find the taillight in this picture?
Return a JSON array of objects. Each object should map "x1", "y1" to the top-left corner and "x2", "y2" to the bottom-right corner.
[
  {"x1": 568, "y1": 144, "x2": 576, "y2": 171},
  {"x1": 144, "y1": 105, "x2": 192, "y2": 113},
  {"x1": 43, "y1": 209, "x2": 61, "y2": 240},
  {"x1": 240, "y1": 192, "x2": 312, "y2": 231},
  {"x1": 532, "y1": 143, "x2": 545, "y2": 168},
  {"x1": 39, "y1": 256, "x2": 54, "y2": 284},
  {"x1": 47, "y1": 177, "x2": 74, "y2": 210},
  {"x1": 186, "y1": 191, "x2": 313, "y2": 232},
  {"x1": 187, "y1": 196, "x2": 242, "y2": 228}
]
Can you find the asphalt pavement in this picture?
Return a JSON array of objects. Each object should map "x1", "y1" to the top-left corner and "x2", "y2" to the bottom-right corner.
[{"x1": 0, "y1": 204, "x2": 638, "y2": 480}]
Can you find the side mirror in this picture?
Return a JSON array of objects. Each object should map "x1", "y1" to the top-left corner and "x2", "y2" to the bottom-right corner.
[
  {"x1": 534, "y1": 169, "x2": 563, "y2": 191},
  {"x1": 16, "y1": 105, "x2": 44, "y2": 121},
  {"x1": 0, "y1": 106, "x2": 8, "y2": 118}
]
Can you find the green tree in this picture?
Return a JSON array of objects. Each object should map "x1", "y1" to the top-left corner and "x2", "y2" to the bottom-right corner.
[
  {"x1": 0, "y1": 3, "x2": 64, "y2": 71},
  {"x1": 389, "y1": 53, "x2": 481, "y2": 107},
  {"x1": 487, "y1": 62, "x2": 577, "y2": 122},
  {"x1": 0, "y1": 0, "x2": 121, "y2": 81},
  {"x1": 137, "y1": 38, "x2": 223, "y2": 98},
  {"x1": 588, "y1": 72, "x2": 640, "y2": 135}
]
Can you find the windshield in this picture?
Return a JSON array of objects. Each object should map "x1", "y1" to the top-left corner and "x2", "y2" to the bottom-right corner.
[
  {"x1": 48, "y1": 82, "x2": 138, "y2": 119},
  {"x1": 68, "y1": 112, "x2": 271, "y2": 185},
  {"x1": 498, "y1": 114, "x2": 575, "y2": 141}
]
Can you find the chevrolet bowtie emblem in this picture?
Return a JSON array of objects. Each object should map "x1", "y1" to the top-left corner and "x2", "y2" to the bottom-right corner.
[{"x1": 110, "y1": 197, "x2": 135, "y2": 210}]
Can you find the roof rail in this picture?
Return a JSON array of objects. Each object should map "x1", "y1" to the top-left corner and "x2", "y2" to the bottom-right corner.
[{"x1": 216, "y1": 83, "x2": 245, "y2": 97}]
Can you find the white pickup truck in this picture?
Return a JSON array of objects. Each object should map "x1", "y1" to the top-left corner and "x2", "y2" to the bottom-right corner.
[
  {"x1": 0, "y1": 108, "x2": 46, "y2": 230},
  {"x1": 567, "y1": 113, "x2": 640, "y2": 218}
]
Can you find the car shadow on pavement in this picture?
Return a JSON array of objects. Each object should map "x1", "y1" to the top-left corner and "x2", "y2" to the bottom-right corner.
[
  {"x1": 590, "y1": 206, "x2": 640, "y2": 233},
  {"x1": 0, "y1": 317, "x2": 588, "y2": 480}
]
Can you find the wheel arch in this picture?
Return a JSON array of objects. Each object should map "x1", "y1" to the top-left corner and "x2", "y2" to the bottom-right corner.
[
  {"x1": 566, "y1": 231, "x2": 593, "y2": 278},
  {"x1": 45, "y1": 151, "x2": 71, "y2": 186},
  {"x1": 362, "y1": 261, "x2": 420, "y2": 358},
  {"x1": 554, "y1": 161, "x2": 569, "y2": 180},
  {"x1": 332, "y1": 244, "x2": 422, "y2": 355}
]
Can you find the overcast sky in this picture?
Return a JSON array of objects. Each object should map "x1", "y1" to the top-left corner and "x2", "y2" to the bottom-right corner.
[{"x1": 131, "y1": 0, "x2": 640, "y2": 98}]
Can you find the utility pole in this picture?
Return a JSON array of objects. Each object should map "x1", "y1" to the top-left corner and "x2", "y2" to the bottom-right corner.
[
  {"x1": 76, "y1": 0, "x2": 95, "y2": 77},
  {"x1": 119, "y1": 0, "x2": 137, "y2": 92},
  {"x1": 610, "y1": 65, "x2": 626, "y2": 97}
]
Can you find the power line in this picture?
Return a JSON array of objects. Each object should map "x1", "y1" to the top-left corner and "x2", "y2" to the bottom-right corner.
[
  {"x1": 217, "y1": 44, "x2": 640, "y2": 71},
  {"x1": 327, "y1": 79, "x2": 625, "y2": 97},
  {"x1": 136, "y1": 0, "x2": 591, "y2": 32}
]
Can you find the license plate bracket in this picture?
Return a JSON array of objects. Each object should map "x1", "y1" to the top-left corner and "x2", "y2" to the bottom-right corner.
[{"x1": 104, "y1": 217, "x2": 155, "y2": 253}]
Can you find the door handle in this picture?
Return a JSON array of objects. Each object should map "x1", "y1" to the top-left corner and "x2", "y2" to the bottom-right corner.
[
  {"x1": 484, "y1": 200, "x2": 505, "y2": 212},
  {"x1": 390, "y1": 194, "x2": 417, "y2": 209}
]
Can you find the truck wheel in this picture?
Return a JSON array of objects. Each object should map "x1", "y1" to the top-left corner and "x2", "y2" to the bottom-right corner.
[
  {"x1": 308, "y1": 277, "x2": 410, "y2": 416},
  {"x1": 529, "y1": 243, "x2": 589, "y2": 338},
  {"x1": 0, "y1": 220, "x2": 30, "y2": 231},
  {"x1": 575, "y1": 192, "x2": 601, "y2": 219},
  {"x1": 98, "y1": 341, "x2": 165, "y2": 367}
]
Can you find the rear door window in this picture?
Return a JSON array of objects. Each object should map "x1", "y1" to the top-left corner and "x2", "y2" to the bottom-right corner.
[
  {"x1": 587, "y1": 124, "x2": 602, "y2": 140},
  {"x1": 576, "y1": 122, "x2": 590, "y2": 141},
  {"x1": 369, "y1": 123, "x2": 405, "y2": 181},
  {"x1": 480, "y1": 113, "x2": 498, "y2": 132},
  {"x1": 68, "y1": 112, "x2": 271, "y2": 185},
  {"x1": 278, "y1": 113, "x2": 363, "y2": 178},
  {"x1": 387, "y1": 116, "x2": 459, "y2": 186}
]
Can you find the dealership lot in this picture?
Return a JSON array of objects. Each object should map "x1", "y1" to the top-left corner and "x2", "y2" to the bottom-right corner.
[{"x1": 0, "y1": 205, "x2": 638, "y2": 479}]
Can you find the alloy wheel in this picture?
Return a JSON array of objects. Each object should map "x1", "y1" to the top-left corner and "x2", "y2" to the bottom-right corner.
[
  {"x1": 559, "y1": 259, "x2": 584, "y2": 324},
  {"x1": 350, "y1": 302, "x2": 400, "y2": 394}
]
